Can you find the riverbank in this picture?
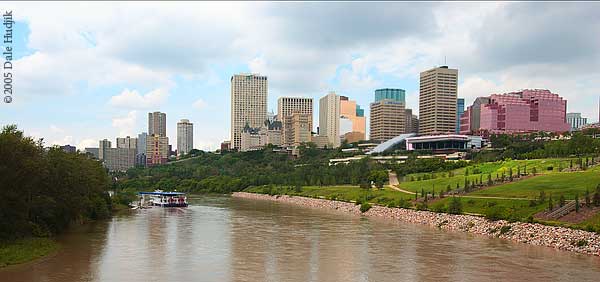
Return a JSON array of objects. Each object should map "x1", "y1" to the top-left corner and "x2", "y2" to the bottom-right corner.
[
  {"x1": 233, "y1": 192, "x2": 600, "y2": 256},
  {"x1": 0, "y1": 238, "x2": 60, "y2": 268}
]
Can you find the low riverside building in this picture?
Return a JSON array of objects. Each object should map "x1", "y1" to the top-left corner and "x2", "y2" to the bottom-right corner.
[
  {"x1": 328, "y1": 153, "x2": 465, "y2": 166},
  {"x1": 60, "y1": 145, "x2": 76, "y2": 153},
  {"x1": 405, "y1": 135, "x2": 483, "y2": 152}
]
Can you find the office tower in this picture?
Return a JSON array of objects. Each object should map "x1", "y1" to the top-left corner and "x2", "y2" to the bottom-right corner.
[
  {"x1": 456, "y1": 98, "x2": 465, "y2": 133},
  {"x1": 339, "y1": 96, "x2": 366, "y2": 143},
  {"x1": 230, "y1": 74, "x2": 268, "y2": 149},
  {"x1": 177, "y1": 119, "x2": 194, "y2": 156},
  {"x1": 137, "y1": 132, "x2": 147, "y2": 155},
  {"x1": 284, "y1": 111, "x2": 311, "y2": 146},
  {"x1": 370, "y1": 98, "x2": 406, "y2": 142},
  {"x1": 116, "y1": 136, "x2": 137, "y2": 150},
  {"x1": 84, "y1": 147, "x2": 99, "y2": 159},
  {"x1": 319, "y1": 92, "x2": 341, "y2": 148},
  {"x1": 375, "y1": 88, "x2": 406, "y2": 102},
  {"x1": 461, "y1": 89, "x2": 569, "y2": 134},
  {"x1": 419, "y1": 66, "x2": 458, "y2": 135},
  {"x1": 103, "y1": 148, "x2": 136, "y2": 171},
  {"x1": 278, "y1": 97, "x2": 313, "y2": 145},
  {"x1": 60, "y1": 145, "x2": 76, "y2": 153},
  {"x1": 99, "y1": 139, "x2": 111, "y2": 160},
  {"x1": 148, "y1": 111, "x2": 167, "y2": 137},
  {"x1": 146, "y1": 135, "x2": 169, "y2": 166},
  {"x1": 566, "y1": 113, "x2": 588, "y2": 131}
]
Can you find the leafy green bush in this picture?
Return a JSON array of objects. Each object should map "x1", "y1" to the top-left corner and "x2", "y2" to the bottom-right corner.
[
  {"x1": 360, "y1": 203, "x2": 372, "y2": 213},
  {"x1": 485, "y1": 206, "x2": 506, "y2": 221},
  {"x1": 500, "y1": 225, "x2": 512, "y2": 235},
  {"x1": 447, "y1": 197, "x2": 463, "y2": 214}
]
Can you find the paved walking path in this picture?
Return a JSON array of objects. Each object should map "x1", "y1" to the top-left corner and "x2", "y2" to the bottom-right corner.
[{"x1": 388, "y1": 171, "x2": 417, "y2": 194}]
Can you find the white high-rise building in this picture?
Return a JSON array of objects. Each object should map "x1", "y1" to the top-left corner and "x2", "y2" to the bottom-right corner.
[
  {"x1": 177, "y1": 119, "x2": 194, "y2": 156},
  {"x1": 419, "y1": 66, "x2": 458, "y2": 135},
  {"x1": 319, "y1": 92, "x2": 341, "y2": 148},
  {"x1": 230, "y1": 74, "x2": 268, "y2": 149},
  {"x1": 148, "y1": 112, "x2": 167, "y2": 137}
]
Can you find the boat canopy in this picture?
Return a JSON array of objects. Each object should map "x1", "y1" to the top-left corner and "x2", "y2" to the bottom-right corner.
[{"x1": 138, "y1": 191, "x2": 186, "y2": 196}]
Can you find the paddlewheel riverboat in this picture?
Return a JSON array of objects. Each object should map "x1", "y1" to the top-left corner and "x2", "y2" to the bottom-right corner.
[{"x1": 137, "y1": 190, "x2": 188, "y2": 207}]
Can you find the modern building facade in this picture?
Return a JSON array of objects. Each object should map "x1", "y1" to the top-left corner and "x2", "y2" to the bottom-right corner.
[
  {"x1": 404, "y1": 109, "x2": 419, "y2": 134},
  {"x1": 460, "y1": 89, "x2": 569, "y2": 134},
  {"x1": 375, "y1": 88, "x2": 406, "y2": 103},
  {"x1": 117, "y1": 136, "x2": 137, "y2": 150},
  {"x1": 340, "y1": 96, "x2": 366, "y2": 143},
  {"x1": 99, "y1": 139, "x2": 111, "y2": 160},
  {"x1": 103, "y1": 148, "x2": 136, "y2": 171},
  {"x1": 230, "y1": 74, "x2": 268, "y2": 150},
  {"x1": 148, "y1": 112, "x2": 167, "y2": 137},
  {"x1": 146, "y1": 135, "x2": 169, "y2": 166},
  {"x1": 319, "y1": 92, "x2": 341, "y2": 148},
  {"x1": 221, "y1": 141, "x2": 231, "y2": 151},
  {"x1": 240, "y1": 125, "x2": 267, "y2": 152},
  {"x1": 60, "y1": 145, "x2": 76, "y2": 153},
  {"x1": 370, "y1": 99, "x2": 406, "y2": 142},
  {"x1": 177, "y1": 119, "x2": 194, "y2": 156},
  {"x1": 84, "y1": 147, "x2": 99, "y2": 159},
  {"x1": 278, "y1": 97, "x2": 313, "y2": 145},
  {"x1": 284, "y1": 112, "x2": 312, "y2": 146},
  {"x1": 566, "y1": 113, "x2": 588, "y2": 131},
  {"x1": 419, "y1": 66, "x2": 458, "y2": 136},
  {"x1": 456, "y1": 98, "x2": 465, "y2": 133}
]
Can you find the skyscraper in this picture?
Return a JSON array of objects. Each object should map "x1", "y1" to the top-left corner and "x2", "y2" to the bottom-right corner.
[
  {"x1": 339, "y1": 96, "x2": 366, "y2": 143},
  {"x1": 419, "y1": 66, "x2": 458, "y2": 135},
  {"x1": 319, "y1": 92, "x2": 341, "y2": 148},
  {"x1": 177, "y1": 119, "x2": 194, "y2": 156},
  {"x1": 148, "y1": 111, "x2": 167, "y2": 137},
  {"x1": 116, "y1": 136, "x2": 137, "y2": 150},
  {"x1": 278, "y1": 97, "x2": 313, "y2": 145},
  {"x1": 230, "y1": 74, "x2": 268, "y2": 149},
  {"x1": 137, "y1": 132, "x2": 147, "y2": 156},
  {"x1": 370, "y1": 99, "x2": 406, "y2": 142},
  {"x1": 99, "y1": 139, "x2": 111, "y2": 160},
  {"x1": 456, "y1": 98, "x2": 465, "y2": 133},
  {"x1": 375, "y1": 88, "x2": 406, "y2": 103}
]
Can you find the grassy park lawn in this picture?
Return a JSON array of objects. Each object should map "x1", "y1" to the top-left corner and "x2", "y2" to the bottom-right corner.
[
  {"x1": 468, "y1": 166, "x2": 600, "y2": 200},
  {"x1": 399, "y1": 158, "x2": 581, "y2": 194},
  {"x1": 0, "y1": 238, "x2": 59, "y2": 268},
  {"x1": 432, "y1": 197, "x2": 547, "y2": 220},
  {"x1": 245, "y1": 185, "x2": 413, "y2": 207}
]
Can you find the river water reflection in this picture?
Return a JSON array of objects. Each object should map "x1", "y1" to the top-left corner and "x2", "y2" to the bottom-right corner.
[{"x1": 2, "y1": 195, "x2": 600, "y2": 282}]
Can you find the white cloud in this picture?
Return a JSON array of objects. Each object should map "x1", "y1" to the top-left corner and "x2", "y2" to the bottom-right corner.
[
  {"x1": 76, "y1": 138, "x2": 97, "y2": 149},
  {"x1": 192, "y1": 98, "x2": 207, "y2": 110},
  {"x1": 109, "y1": 88, "x2": 169, "y2": 109},
  {"x1": 111, "y1": 111, "x2": 138, "y2": 137}
]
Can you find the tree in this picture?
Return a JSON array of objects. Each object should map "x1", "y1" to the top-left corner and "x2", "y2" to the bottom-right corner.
[
  {"x1": 570, "y1": 159, "x2": 573, "y2": 169},
  {"x1": 447, "y1": 196, "x2": 463, "y2": 214},
  {"x1": 575, "y1": 193, "x2": 580, "y2": 213},
  {"x1": 509, "y1": 167, "x2": 513, "y2": 181},
  {"x1": 487, "y1": 174, "x2": 493, "y2": 186},
  {"x1": 446, "y1": 184, "x2": 451, "y2": 193},
  {"x1": 532, "y1": 167, "x2": 537, "y2": 176},
  {"x1": 559, "y1": 195, "x2": 566, "y2": 207},
  {"x1": 585, "y1": 189, "x2": 591, "y2": 206},
  {"x1": 432, "y1": 186, "x2": 435, "y2": 198},
  {"x1": 594, "y1": 185, "x2": 600, "y2": 207},
  {"x1": 421, "y1": 188, "x2": 425, "y2": 198},
  {"x1": 548, "y1": 194, "x2": 553, "y2": 211},
  {"x1": 517, "y1": 166, "x2": 521, "y2": 177},
  {"x1": 539, "y1": 190, "x2": 546, "y2": 203}
]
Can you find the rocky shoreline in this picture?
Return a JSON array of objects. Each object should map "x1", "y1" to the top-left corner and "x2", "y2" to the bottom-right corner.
[{"x1": 232, "y1": 192, "x2": 600, "y2": 256}]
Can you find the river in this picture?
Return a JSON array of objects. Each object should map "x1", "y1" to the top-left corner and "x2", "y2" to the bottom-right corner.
[{"x1": 2, "y1": 195, "x2": 600, "y2": 282}]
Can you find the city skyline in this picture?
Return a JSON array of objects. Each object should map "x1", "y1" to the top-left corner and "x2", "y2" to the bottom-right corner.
[{"x1": 2, "y1": 2, "x2": 600, "y2": 150}]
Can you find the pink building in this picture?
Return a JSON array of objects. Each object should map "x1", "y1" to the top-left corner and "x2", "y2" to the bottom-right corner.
[{"x1": 460, "y1": 89, "x2": 569, "y2": 134}]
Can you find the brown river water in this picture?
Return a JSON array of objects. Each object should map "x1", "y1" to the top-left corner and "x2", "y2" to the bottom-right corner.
[{"x1": 2, "y1": 195, "x2": 600, "y2": 282}]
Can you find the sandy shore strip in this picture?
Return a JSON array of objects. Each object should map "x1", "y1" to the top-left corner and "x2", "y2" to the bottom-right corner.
[{"x1": 232, "y1": 192, "x2": 600, "y2": 256}]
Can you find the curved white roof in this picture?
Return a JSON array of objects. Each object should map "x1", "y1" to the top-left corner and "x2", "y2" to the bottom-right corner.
[{"x1": 367, "y1": 133, "x2": 416, "y2": 154}]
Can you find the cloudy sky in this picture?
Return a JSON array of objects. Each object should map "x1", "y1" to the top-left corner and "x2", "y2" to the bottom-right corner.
[{"x1": 2, "y1": 2, "x2": 600, "y2": 151}]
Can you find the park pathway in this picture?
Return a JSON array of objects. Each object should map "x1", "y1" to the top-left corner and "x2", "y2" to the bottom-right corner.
[{"x1": 388, "y1": 171, "x2": 416, "y2": 194}]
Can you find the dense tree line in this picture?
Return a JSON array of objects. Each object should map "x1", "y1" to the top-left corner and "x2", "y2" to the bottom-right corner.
[
  {"x1": 392, "y1": 157, "x2": 469, "y2": 177},
  {"x1": 0, "y1": 125, "x2": 112, "y2": 240},
  {"x1": 117, "y1": 145, "x2": 388, "y2": 193},
  {"x1": 476, "y1": 130, "x2": 600, "y2": 162}
]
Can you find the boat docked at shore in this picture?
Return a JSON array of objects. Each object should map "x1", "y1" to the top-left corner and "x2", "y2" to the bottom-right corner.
[{"x1": 134, "y1": 190, "x2": 189, "y2": 208}]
